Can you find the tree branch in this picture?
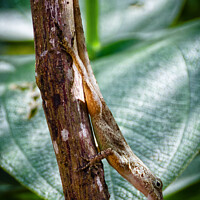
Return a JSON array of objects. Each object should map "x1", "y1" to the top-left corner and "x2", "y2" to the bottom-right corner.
[{"x1": 30, "y1": 0, "x2": 109, "y2": 199}]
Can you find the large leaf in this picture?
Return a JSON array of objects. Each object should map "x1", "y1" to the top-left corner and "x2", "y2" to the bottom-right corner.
[
  {"x1": 0, "y1": 10, "x2": 33, "y2": 41},
  {"x1": 95, "y1": 0, "x2": 185, "y2": 42},
  {"x1": 0, "y1": 20, "x2": 200, "y2": 200},
  {"x1": 0, "y1": 0, "x2": 184, "y2": 42}
]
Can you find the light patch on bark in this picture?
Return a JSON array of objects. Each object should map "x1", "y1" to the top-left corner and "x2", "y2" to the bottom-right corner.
[
  {"x1": 40, "y1": 50, "x2": 48, "y2": 57},
  {"x1": 49, "y1": 38, "x2": 55, "y2": 47},
  {"x1": 53, "y1": 141, "x2": 59, "y2": 154},
  {"x1": 80, "y1": 123, "x2": 87, "y2": 138},
  {"x1": 96, "y1": 176, "x2": 103, "y2": 192},
  {"x1": 45, "y1": 100, "x2": 48, "y2": 107},
  {"x1": 61, "y1": 129, "x2": 69, "y2": 141},
  {"x1": 67, "y1": 68, "x2": 73, "y2": 81},
  {"x1": 71, "y1": 65, "x2": 84, "y2": 102},
  {"x1": 51, "y1": 26, "x2": 55, "y2": 31}
]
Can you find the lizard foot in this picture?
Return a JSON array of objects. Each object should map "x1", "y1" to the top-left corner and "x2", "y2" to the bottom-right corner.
[{"x1": 77, "y1": 148, "x2": 113, "y2": 172}]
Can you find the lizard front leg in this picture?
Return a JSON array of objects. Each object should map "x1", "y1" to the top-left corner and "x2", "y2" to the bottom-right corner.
[{"x1": 78, "y1": 148, "x2": 113, "y2": 171}]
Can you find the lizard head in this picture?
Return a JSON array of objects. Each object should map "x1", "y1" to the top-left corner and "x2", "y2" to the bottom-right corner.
[
  {"x1": 146, "y1": 177, "x2": 163, "y2": 200},
  {"x1": 122, "y1": 162, "x2": 163, "y2": 200},
  {"x1": 132, "y1": 171, "x2": 163, "y2": 200}
]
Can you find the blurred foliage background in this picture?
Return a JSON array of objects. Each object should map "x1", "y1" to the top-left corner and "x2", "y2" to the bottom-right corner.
[{"x1": 0, "y1": 0, "x2": 200, "y2": 200}]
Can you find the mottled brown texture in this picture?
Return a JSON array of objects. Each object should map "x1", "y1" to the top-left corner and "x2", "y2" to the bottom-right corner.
[
  {"x1": 58, "y1": 16, "x2": 163, "y2": 200},
  {"x1": 30, "y1": 0, "x2": 109, "y2": 199}
]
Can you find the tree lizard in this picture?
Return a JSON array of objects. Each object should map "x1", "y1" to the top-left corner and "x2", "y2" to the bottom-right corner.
[{"x1": 56, "y1": 22, "x2": 163, "y2": 200}]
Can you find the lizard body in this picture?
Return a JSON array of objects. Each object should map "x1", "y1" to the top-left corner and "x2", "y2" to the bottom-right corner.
[
  {"x1": 57, "y1": 23, "x2": 163, "y2": 200},
  {"x1": 62, "y1": 40, "x2": 163, "y2": 200}
]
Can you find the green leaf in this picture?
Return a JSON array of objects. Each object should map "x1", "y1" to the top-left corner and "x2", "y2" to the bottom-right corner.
[
  {"x1": 165, "y1": 181, "x2": 200, "y2": 200},
  {"x1": 1, "y1": 20, "x2": 200, "y2": 200},
  {"x1": 0, "y1": 10, "x2": 33, "y2": 41},
  {"x1": 0, "y1": 0, "x2": 30, "y2": 9},
  {"x1": 0, "y1": 0, "x2": 184, "y2": 42},
  {"x1": 81, "y1": 0, "x2": 185, "y2": 58},
  {"x1": 96, "y1": 0, "x2": 185, "y2": 42},
  {"x1": 164, "y1": 153, "x2": 200, "y2": 200},
  {"x1": 164, "y1": 153, "x2": 200, "y2": 198},
  {"x1": 0, "y1": 168, "x2": 42, "y2": 200}
]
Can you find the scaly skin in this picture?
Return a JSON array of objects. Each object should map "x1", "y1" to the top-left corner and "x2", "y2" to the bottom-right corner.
[{"x1": 57, "y1": 25, "x2": 163, "y2": 200}]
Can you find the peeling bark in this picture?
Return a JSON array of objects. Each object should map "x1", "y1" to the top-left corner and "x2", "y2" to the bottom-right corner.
[{"x1": 30, "y1": 0, "x2": 109, "y2": 199}]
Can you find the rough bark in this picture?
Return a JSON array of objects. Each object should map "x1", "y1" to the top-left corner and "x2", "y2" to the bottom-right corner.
[{"x1": 30, "y1": 0, "x2": 109, "y2": 199}]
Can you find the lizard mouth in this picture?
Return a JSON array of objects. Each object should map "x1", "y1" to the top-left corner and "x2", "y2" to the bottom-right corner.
[
  {"x1": 147, "y1": 193, "x2": 163, "y2": 200},
  {"x1": 147, "y1": 194, "x2": 153, "y2": 200}
]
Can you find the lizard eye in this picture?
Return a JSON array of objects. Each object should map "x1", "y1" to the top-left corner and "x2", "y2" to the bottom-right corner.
[{"x1": 154, "y1": 178, "x2": 163, "y2": 189}]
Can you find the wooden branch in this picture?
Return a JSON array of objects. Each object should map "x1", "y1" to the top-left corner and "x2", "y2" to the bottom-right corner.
[{"x1": 30, "y1": 0, "x2": 109, "y2": 199}]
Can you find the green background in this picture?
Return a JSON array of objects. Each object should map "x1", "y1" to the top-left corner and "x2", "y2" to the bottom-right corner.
[{"x1": 0, "y1": 0, "x2": 200, "y2": 199}]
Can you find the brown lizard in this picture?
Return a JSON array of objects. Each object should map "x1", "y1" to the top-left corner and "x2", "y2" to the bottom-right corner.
[{"x1": 55, "y1": 20, "x2": 163, "y2": 200}]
